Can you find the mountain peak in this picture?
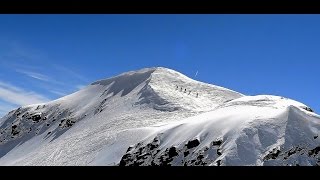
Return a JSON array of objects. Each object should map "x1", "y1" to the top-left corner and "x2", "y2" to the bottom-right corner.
[
  {"x1": 88, "y1": 67, "x2": 243, "y2": 112},
  {"x1": 0, "y1": 67, "x2": 319, "y2": 166},
  {"x1": 91, "y1": 67, "x2": 183, "y2": 86}
]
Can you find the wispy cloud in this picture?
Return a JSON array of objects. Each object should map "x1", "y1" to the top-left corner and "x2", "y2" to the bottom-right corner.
[
  {"x1": 0, "y1": 81, "x2": 50, "y2": 106},
  {"x1": 8, "y1": 41, "x2": 47, "y2": 62},
  {"x1": 49, "y1": 90, "x2": 67, "y2": 96},
  {"x1": 53, "y1": 64, "x2": 89, "y2": 83},
  {"x1": 15, "y1": 69, "x2": 50, "y2": 82},
  {"x1": 1, "y1": 41, "x2": 89, "y2": 105}
]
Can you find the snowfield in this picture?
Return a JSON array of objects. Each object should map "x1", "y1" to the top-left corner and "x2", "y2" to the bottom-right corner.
[{"x1": 0, "y1": 67, "x2": 319, "y2": 166}]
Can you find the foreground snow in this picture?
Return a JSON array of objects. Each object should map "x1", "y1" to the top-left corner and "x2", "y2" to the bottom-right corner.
[
  {"x1": 114, "y1": 95, "x2": 320, "y2": 166},
  {"x1": 0, "y1": 67, "x2": 319, "y2": 166}
]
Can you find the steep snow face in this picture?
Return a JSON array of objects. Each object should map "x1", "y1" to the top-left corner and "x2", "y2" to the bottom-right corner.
[
  {"x1": 0, "y1": 67, "x2": 242, "y2": 165},
  {"x1": 112, "y1": 95, "x2": 320, "y2": 166},
  {"x1": 90, "y1": 67, "x2": 243, "y2": 112},
  {"x1": 146, "y1": 68, "x2": 243, "y2": 112}
]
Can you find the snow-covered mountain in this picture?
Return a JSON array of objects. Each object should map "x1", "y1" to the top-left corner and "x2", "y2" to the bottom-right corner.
[{"x1": 0, "y1": 67, "x2": 319, "y2": 166}]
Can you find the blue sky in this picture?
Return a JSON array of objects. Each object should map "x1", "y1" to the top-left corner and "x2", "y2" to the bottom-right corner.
[{"x1": 0, "y1": 14, "x2": 319, "y2": 116}]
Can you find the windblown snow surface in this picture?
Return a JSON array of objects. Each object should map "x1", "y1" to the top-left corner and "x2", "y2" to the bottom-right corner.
[{"x1": 0, "y1": 67, "x2": 319, "y2": 166}]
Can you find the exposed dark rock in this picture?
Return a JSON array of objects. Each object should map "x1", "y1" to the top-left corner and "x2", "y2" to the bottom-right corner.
[
  {"x1": 184, "y1": 151, "x2": 190, "y2": 157},
  {"x1": 136, "y1": 142, "x2": 142, "y2": 147},
  {"x1": 136, "y1": 154, "x2": 143, "y2": 160},
  {"x1": 58, "y1": 122, "x2": 63, "y2": 127},
  {"x1": 126, "y1": 146, "x2": 134, "y2": 153},
  {"x1": 11, "y1": 125, "x2": 19, "y2": 136},
  {"x1": 119, "y1": 154, "x2": 131, "y2": 166},
  {"x1": 263, "y1": 148, "x2": 281, "y2": 161},
  {"x1": 194, "y1": 155, "x2": 206, "y2": 166},
  {"x1": 168, "y1": 147, "x2": 178, "y2": 158},
  {"x1": 146, "y1": 141, "x2": 159, "y2": 151},
  {"x1": 65, "y1": 119, "x2": 75, "y2": 127},
  {"x1": 142, "y1": 153, "x2": 151, "y2": 159},
  {"x1": 212, "y1": 139, "x2": 223, "y2": 146},
  {"x1": 217, "y1": 149, "x2": 222, "y2": 156},
  {"x1": 59, "y1": 119, "x2": 75, "y2": 128},
  {"x1": 30, "y1": 114, "x2": 42, "y2": 122},
  {"x1": 197, "y1": 154, "x2": 204, "y2": 160},
  {"x1": 155, "y1": 149, "x2": 161, "y2": 155},
  {"x1": 284, "y1": 147, "x2": 303, "y2": 160},
  {"x1": 186, "y1": 139, "x2": 200, "y2": 149},
  {"x1": 149, "y1": 143, "x2": 158, "y2": 150},
  {"x1": 217, "y1": 160, "x2": 221, "y2": 166},
  {"x1": 159, "y1": 155, "x2": 170, "y2": 166},
  {"x1": 137, "y1": 147, "x2": 144, "y2": 154},
  {"x1": 308, "y1": 146, "x2": 320, "y2": 157}
]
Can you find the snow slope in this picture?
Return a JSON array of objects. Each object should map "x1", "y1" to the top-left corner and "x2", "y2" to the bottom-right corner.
[
  {"x1": 0, "y1": 67, "x2": 243, "y2": 165},
  {"x1": 115, "y1": 95, "x2": 320, "y2": 166},
  {"x1": 0, "y1": 67, "x2": 318, "y2": 166}
]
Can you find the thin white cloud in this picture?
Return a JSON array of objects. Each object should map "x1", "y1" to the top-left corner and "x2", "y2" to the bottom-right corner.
[
  {"x1": 8, "y1": 41, "x2": 47, "y2": 62},
  {"x1": 0, "y1": 81, "x2": 50, "y2": 106},
  {"x1": 53, "y1": 64, "x2": 89, "y2": 83},
  {"x1": 49, "y1": 90, "x2": 67, "y2": 96},
  {"x1": 14, "y1": 67, "x2": 67, "y2": 87},
  {"x1": 8, "y1": 62, "x2": 43, "y2": 71},
  {"x1": 1, "y1": 41, "x2": 89, "y2": 104},
  {"x1": 16, "y1": 69, "x2": 50, "y2": 82}
]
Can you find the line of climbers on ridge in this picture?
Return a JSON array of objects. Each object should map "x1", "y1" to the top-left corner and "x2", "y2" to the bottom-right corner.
[{"x1": 175, "y1": 85, "x2": 198, "y2": 98}]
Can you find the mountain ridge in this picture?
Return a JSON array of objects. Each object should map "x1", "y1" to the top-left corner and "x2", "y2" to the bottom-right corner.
[{"x1": 0, "y1": 67, "x2": 318, "y2": 166}]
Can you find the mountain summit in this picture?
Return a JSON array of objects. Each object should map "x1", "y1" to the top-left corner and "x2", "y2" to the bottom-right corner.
[{"x1": 0, "y1": 67, "x2": 319, "y2": 166}]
